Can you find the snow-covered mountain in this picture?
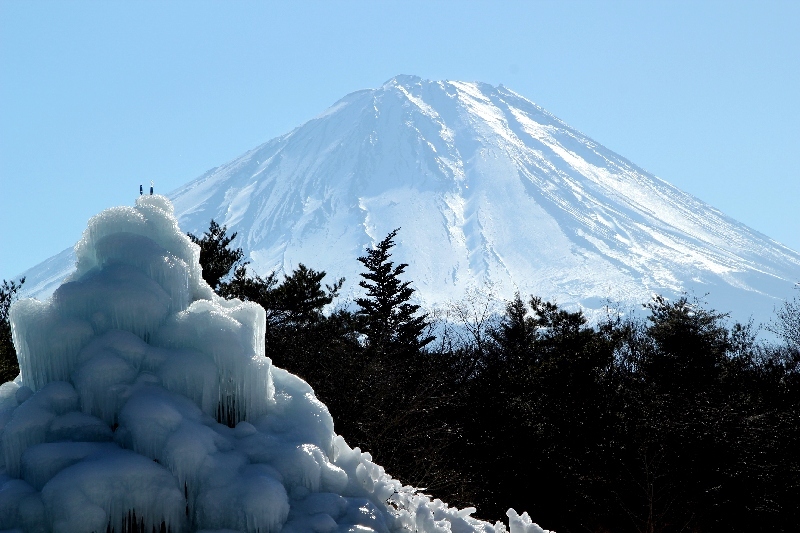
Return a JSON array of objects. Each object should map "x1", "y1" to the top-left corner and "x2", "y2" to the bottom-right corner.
[{"x1": 21, "y1": 75, "x2": 800, "y2": 324}]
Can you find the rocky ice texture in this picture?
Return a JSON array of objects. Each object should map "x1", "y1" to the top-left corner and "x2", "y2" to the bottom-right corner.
[{"x1": 0, "y1": 196, "x2": 546, "y2": 533}]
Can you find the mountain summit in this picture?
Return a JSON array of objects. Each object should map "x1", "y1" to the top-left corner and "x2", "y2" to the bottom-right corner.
[{"x1": 24, "y1": 76, "x2": 800, "y2": 322}]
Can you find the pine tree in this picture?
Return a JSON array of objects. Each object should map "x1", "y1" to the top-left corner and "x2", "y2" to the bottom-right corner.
[
  {"x1": 355, "y1": 229, "x2": 433, "y2": 357},
  {"x1": 268, "y1": 264, "x2": 344, "y2": 326},
  {"x1": 217, "y1": 264, "x2": 277, "y2": 304},
  {"x1": 188, "y1": 220, "x2": 246, "y2": 290}
]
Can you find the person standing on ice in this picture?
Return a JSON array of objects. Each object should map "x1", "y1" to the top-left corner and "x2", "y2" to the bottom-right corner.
[
  {"x1": 150, "y1": 181, "x2": 154, "y2": 195},
  {"x1": 140, "y1": 184, "x2": 143, "y2": 195}
]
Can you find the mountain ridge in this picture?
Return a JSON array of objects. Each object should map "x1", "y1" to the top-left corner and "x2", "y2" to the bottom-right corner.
[{"x1": 18, "y1": 75, "x2": 800, "y2": 326}]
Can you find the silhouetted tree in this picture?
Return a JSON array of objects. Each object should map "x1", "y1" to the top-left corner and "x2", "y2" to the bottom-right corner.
[
  {"x1": 217, "y1": 264, "x2": 277, "y2": 304},
  {"x1": 467, "y1": 294, "x2": 621, "y2": 530},
  {"x1": 355, "y1": 229, "x2": 433, "y2": 358},
  {"x1": 248, "y1": 264, "x2": 344, "y2": 375},
  {"x1": 188, "y1": 220, "x2": 246, "y2": 290},
  {"x1": 0, "y1": 277, "x2": 25, "y2": 382}
]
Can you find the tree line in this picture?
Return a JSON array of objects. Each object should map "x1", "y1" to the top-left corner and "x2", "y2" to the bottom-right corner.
[
  {"x1": 2, "y1": 221, "x2": 799, "y2": 532},
  {"x1": 185, "y1": 221, "x2": 800, "y2": 532}
]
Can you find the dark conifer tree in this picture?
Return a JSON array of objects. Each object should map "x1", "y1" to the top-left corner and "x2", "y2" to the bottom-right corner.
[
  {"x1": 217, "y1": 264, "x2": 277, "y2": 304},
  {"x1": 343, "y1": 230, "x2": 468, "y2": 501},
  {"x1": 190, "y1": 221, "x2": 347, "y2": 376},
  {"x1": 188, "y1": 220, "x2": 246, "y2": 290},
  {"x1": 268, "y1": 264, "x2": 343, "y2": 325},
  {"x1": 251, "y1": 264, "x2": 344, "y2": 374},
  {"x1": 643, "y1": 294, "x2": 730, "y2": 389},
  {"x1": 355, "y1": 229, "x2": 433, "y2": 357},
  {"x1": 625, "y1": 295, "x2": 733, "y2": 531},
  {"x1": 491, "y1": 293, "x2": 536, "y2": 360}
]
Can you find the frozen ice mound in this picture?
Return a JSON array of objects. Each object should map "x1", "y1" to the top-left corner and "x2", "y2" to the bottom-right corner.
[{"x1": 0, "y1": 195, "x2": 548, "y2": 532}]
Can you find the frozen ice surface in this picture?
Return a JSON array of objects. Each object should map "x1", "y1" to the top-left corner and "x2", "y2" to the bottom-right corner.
[
  {"x1": 1, "y1": 196, "x2": 549, "y2": 532},
  {"x1": 507, "y1": 510, "x2": 547, "y2": 533}
]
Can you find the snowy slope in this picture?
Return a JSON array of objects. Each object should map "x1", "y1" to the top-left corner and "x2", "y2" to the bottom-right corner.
[{"x1": 20, "y1": 75, "x2": 800, "y2": 324}]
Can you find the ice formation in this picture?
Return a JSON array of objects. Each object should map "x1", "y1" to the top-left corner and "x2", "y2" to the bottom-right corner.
[{"x1": 0, "y1": 196, "x2": 547, "y2": 532}]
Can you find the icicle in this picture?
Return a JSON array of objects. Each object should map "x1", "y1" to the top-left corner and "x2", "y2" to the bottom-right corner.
[
  {"x1": 1, "y1": 382, "x2": 78, "y2": 478},
  {"x1": 11, "y1": 300, "x2": 93, "y2": 391},
  {"x1": 152, "y1": 298, "x2": 273, "y2": 425},
  {"x1": 40, "y1": 448, "x2": 186, "y2": 533}
]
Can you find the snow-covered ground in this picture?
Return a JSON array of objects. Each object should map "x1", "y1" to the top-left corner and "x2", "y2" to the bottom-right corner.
[
  {"x1": 0, "y1": 196, "x2": 548, "y2": 532},
  {"x1": 19, "y1": 76, "x2": 800, "y2": 327}
]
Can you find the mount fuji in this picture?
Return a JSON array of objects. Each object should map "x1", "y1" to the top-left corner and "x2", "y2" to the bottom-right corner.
[{"x1": 20, "y1": 75, "x2": 800, "y2": 325}]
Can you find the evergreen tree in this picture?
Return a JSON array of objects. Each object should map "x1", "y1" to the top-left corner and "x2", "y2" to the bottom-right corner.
[
  {"x1": 355, "y1": 229, "x2": 433, "y2": 356},
  {"x1": 249, "y1": 264, "x2": 344, "y2": 373},
  {"x1": 189, "y1": 219, "x2": 347, "y2": 375},
  {"x1": 217, "y1": 264, "x2": 277, "y2": 305},
  {"x1": 624, "y1": 295, "x2": 735, "y2": 532},
  {"x1": 470, "y1": 294, "x2": 620, "y2": 530},
  {"x1": 643, "y1": 294, "x2": 730, "y2": 389},
  {"x1": 268, "y1": 264, "x2": 344, "y2": 326},
  {"x1": 343, "y1": 230, "x2": 469, "y2": 499},
  {"x1": 188, "y1": 220, "x2": 246, "y2": 290},
  {"x1": 219, "y1": 263, "x2": 342, "y2": 333},
  {"x1": 491, "y1": 293, "x2": 536, "y2": 358},
  {"x1": 0, "y1": 277, "x2": 25, "y2": 382}
]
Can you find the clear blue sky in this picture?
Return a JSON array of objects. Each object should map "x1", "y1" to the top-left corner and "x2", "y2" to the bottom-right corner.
[{"x1": 1, "y1": 0, "x2": 798, "y2": 281}]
